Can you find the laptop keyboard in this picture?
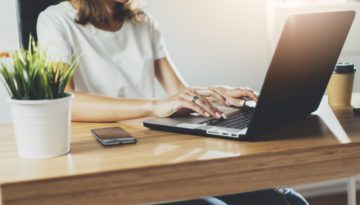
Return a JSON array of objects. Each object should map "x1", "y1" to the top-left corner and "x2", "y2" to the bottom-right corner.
[{"x1": 201, "y1": 107, "x2": 255, "y2": 129}]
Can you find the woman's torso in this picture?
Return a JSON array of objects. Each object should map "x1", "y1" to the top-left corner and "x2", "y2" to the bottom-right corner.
[{"x1": 37, "y1": 2, "x2": 166, "y2": 98}]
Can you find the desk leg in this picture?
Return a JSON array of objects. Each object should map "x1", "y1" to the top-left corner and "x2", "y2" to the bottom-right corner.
[{"x1": 348, "y1": 177, "x2": 357, "y2": 205}]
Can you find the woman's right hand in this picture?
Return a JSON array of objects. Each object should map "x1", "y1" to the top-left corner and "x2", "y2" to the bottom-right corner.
[{"x1": 151, "y1": 88, "x2": 227, "y2": 119}]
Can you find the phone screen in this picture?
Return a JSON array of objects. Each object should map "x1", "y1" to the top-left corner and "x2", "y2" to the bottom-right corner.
[{"x1": 91, "y1": 127, "x2": 136, "y2": 146}]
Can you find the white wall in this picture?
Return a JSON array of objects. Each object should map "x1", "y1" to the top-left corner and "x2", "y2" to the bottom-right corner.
[
  {"x1": 146, "y1": 0, "x2": 269, "y2": 91},
  {"x1": 0, "y1": 0, "x2": 18, "y2": 123}
]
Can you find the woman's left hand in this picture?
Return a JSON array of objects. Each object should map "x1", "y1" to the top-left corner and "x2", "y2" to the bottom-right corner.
[{"x1": 192, "y1": 86, "x2": 258, "y2": 107}]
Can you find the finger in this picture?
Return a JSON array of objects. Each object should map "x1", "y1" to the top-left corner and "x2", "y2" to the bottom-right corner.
[
  {"x1": 188, "y1": 89, "x2": 227, "y2": 116},
  {"x1": 184, "y1": 89, "x2": 217, "y2": 109},
  {"x1": 195, "y1": 97, "x2": 223, "y2": 119},
  {"x1": 183, "y1": 93, "x2": 221, "y2": 118},
  {"x1": 228, "y1": 89, "x2": 258, "y2": 102},
  {"x1": 183, "y1": 91, "x2": 223, "y2": 118},
  {"x1": 177, "y1": 98, "x2": 210, "y2": 118},
  {"x1": 246, "y1": 90, "x2": 258, "y2": 101},
  {"x1": 195, "y1": 88, "x2": 227, "y2": 106},
  {"x1": 241, "y1": 90, "x2": 258, "y2": 101},
  {"x1": 226, "y1": 97, "x2": 246, "y2": 107}
]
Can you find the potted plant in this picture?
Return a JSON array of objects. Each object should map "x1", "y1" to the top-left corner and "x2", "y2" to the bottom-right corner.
[{"x1": 0, "y1": 38, "x2": 78, "y2": 158}]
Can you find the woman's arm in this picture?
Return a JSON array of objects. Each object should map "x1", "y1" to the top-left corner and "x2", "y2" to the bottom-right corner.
[
  {"x1": 66, "y1": 78, "x2": 226, "y2": 123},
  {"x1": 65, "y1": 58, "x2": 257, "y2": 123},
  {"x1": 155, "y1": 57, "x2": 187, "y2": 95},
  {"x1": 65, "y1": 82, "x2": 154, "y2": 122},
  {"x1": 65, "y1": 57, "x2": 213, "y2": 122},
  {"x1": 65, "y1": 54, "x2": 187, "y2": 122},
  {"x1": 154, "y1": 57, "x2": 258, "y2": 106}
]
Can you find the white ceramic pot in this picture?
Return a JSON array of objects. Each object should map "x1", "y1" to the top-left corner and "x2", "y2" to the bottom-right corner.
[{"x1": 8, "y1": 94, "x2": 73, "y2": 159}]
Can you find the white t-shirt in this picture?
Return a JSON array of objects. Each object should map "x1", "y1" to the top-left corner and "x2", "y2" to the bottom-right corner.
[{"x1": 37, "y1": 1, "x2": 167, "y2": 98}]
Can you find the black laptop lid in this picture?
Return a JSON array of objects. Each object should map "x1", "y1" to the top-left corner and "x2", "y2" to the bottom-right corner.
[{"x1": 247, "y1": 11, "x2": 356, "y2": 136}]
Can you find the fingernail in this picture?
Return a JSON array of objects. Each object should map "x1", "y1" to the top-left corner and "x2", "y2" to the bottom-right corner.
[
  {"x1": 240, "y1": 100, "x2": 245, "y2": 106},
  {"x1": 205, "y1": 112, "x2": 210, "y2": 117},
  {"x1": 216, "y1": 112, "x2": 222, "y2": 119},
  {"x1": 221, "y1": 113, "x2": 227, "y2": 119},
  {"x1": 226, "y1": 100, "x2": 231, "y2": 106}
]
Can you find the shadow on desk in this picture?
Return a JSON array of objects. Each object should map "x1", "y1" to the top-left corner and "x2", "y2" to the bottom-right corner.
[
  {"x1": 260, "y1": 115, "x2": 332, "y2": 142},
  {"x1": 263, "y1": 105, "x2": 360, "y2": 144}
]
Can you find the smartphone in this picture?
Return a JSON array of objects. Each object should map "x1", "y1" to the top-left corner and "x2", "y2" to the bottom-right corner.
[
  {"x1": 91, "y1": 127, "x2": 137, "y2": 146},
  {"x1": 354, "y1": 108, "x2": 360, "y2": 115}
]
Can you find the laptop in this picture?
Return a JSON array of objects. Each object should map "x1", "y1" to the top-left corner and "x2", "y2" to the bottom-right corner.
[{"x1": 144, "y1": 11, "x2": 356, "y2": 141}]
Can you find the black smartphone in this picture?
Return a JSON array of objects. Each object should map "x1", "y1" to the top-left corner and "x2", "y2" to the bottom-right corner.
[
  {"x1": 91, "y1": 127, "x2": 137, "y2": 146},
  {"x1": 354, "y1": 108, "x2": 360, "y2": 115}
]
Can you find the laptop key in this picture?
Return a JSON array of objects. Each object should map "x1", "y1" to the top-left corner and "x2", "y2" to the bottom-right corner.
[{"x1": 201, "y1": 107, "x2": 255, "y2": 129}]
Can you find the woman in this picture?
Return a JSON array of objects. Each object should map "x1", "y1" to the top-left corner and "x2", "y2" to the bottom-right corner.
[{"x1": 37, "y1": 0, "x2": 309, "y2": 204}]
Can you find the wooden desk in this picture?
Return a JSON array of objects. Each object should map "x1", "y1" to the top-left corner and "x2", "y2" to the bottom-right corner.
[{"x1": 1, "y1": 95, "x2": 360, "y2": 205}]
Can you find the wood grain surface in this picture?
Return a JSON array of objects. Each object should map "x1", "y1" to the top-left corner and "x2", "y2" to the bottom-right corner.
[{"x1": 0, "y1": 94, "x2": 360, "y2": 205}]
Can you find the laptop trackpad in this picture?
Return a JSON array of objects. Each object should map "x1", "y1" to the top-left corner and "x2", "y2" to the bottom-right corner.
[
  {"x1": 176, "y1": 123, "x2": 204, "y2": 129},
  {"x1": 207, "y1": 126, "x2": 247, "y2": 137}
]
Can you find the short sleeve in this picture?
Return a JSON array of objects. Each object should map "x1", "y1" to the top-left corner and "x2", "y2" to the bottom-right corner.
[
  {"x1": 146, "y1": 14, "x2": 168, "y2": 60},
  {"x1": 37, "y1": 11, "x2": 73, "y2": 64}
]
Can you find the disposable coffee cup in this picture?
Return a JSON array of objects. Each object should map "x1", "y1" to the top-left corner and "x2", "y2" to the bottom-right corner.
[{"x1": 327, "y1": 63, "x2": 357, "y2": 107}]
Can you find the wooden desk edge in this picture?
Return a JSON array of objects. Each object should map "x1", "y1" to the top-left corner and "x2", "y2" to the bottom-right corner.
[{"x1": 2, "y1": 142, "x2": 360, "y2": 205}]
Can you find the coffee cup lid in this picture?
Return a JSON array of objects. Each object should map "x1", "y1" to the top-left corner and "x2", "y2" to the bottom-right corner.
[{"x1": 334, "y1": 63, "x2": 356, "y2": 74}]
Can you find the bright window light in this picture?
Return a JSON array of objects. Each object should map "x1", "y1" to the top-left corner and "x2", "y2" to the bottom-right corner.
[{"x1": 281, "y1": 0, "x2": 350, "y2": 4}]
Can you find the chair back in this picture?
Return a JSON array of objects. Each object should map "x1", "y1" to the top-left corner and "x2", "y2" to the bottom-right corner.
[{"x1": 17, "y1": 0, "x2": 61, "y2": 48}]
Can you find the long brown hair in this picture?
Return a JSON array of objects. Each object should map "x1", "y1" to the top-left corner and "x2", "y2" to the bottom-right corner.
[{"x1": 73, "y1": 0, "x2": 144, "y2": 26}]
